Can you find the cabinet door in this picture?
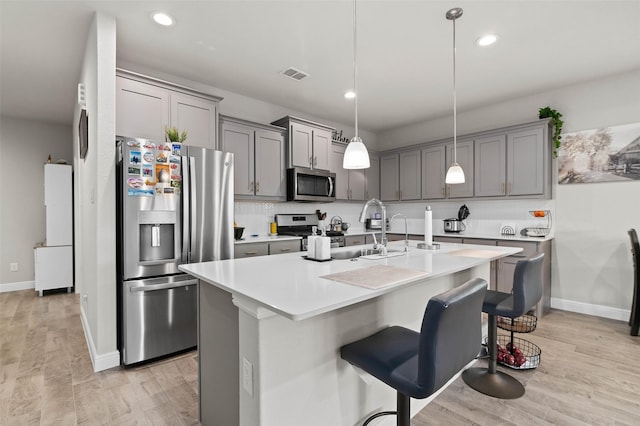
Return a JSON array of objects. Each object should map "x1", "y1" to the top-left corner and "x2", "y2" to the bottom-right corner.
[
  {"x1": 421, "y1": 145, "x2": 446, "y2": 199},
  {"x1": 507, "y1": 127, "x2": 544, "y2": 196},
  {"x1": 221, "y1": 121, "x2": 254, "y2": 196},
  {"x1": 446, "y1": 139, "x2": 474, "y2": 198},
  {"x1": 365, "y1": 152, "x2": 380, "y2": 200},
  {"x1": 399, "y1": 150, "x2": 421, "y2": 200},
  {"x1": 496, "y1": 241, "x2": 537, "y2": 293},
  {"x1": 290, "y1": 122, "x2": 313, "y2": 168},
  {"x1": 255, "y1": 129, "x2": 286, "y2": 197},
  {"x1": 170, "y1": 93, "x2": 217, "y2": 149},
  {"x1": 35, "y1": 246, "x2": 73, "y2": 291},
  {"x1": 312, "y1": 128, "x2": 332, "y2": 170},
  {"x1": 330, "y1": 144, "x2": 349, "y2": 200},
  {"x1": 116, "y1": 77, "x2": 169, "y2": 141},
  {"x1": 474, "y1": 135, "x2": 506, "y2": 197},
  {"x1": 348, "y1": 169, "x2": 366, "y2": 200},
  {"x1": 380, "y1": 154, "x2": 399, "y2": 201}
]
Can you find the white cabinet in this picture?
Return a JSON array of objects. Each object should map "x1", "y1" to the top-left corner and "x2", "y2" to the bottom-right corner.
[
  {"x1": 421, "y1": 145, "x2": 446, "y2": 199},
  {"x1": 220, "y1": 116, "x2": 286, "y2": 199},
  {"x1": 445, "y1": 139, "x2": 474, "y2": 198},
  {"x1": 116, "y1": 71, "x2": 221, "y2": 149},
  {"x1": 271, "y1": 116, "x2": 334, "y2": 170},
  {"x1": 35, "y1": 246, "x2": 73, "y2": 295},
  {"x1": 329, "y1": 143, "x2": 369, "y2": 201},
  {"x1": 474, "y1": 123, "x2": 548, "y2": 198},
  {"x1": 36, "y1": 164, "x2": 73, "y2": 295}
]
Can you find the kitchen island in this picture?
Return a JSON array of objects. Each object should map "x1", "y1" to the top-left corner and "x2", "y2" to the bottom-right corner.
[{"x1": 180, "y1": 240, "x2": 521, "y2": 426}]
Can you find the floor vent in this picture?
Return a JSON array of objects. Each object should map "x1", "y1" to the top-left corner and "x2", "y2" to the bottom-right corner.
[{"x1": 280, "y1": 67, "x2": 309, "y2": 81}]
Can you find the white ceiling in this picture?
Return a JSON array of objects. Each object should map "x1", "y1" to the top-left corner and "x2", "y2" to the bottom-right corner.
[{"x1": 1, "y1": 1, "x2": 639, "y2": 132}]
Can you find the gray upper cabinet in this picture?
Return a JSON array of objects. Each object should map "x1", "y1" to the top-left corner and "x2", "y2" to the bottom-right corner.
[
  {"x1": 507, "y1": 127, "x2": 545, "y2": 196},
  {"x1": 116, "y1": 70, "x2": 221, "y2": 149},
  {"x1": 365, "y1": 152, "x2": 380, "y2": 200},
  {"x1": 399, "y1": 150, "x2": 421, "y2": 200},
  {"x1": 475, "y1": 122, "x2": 549, "y2": 198},
  {"x1": 380, "y1": 154, "x2": 399, "y2": 201},
  {"x1": 421, "y1": 145, "x2": 446, "y2": 199},
  {"x1": 446, "y1": 139, "x2": 474, "y2": 198},
  {"x1": 329, "y1": 143, "x2": 368, "y2": 201},
  {"x1": 271, "y1": 116, "x2": 334, "y2": 171},
  {"x1": 220, "y1": 116, "x2": 285, "y2": 199},
  {"x1": 474, "y1": 134, "x2": 507, "y2": 197}
]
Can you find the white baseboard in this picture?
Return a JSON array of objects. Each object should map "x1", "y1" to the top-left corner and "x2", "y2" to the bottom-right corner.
[
  {"x1": 80, "y1": 304, "x2": 120, "y2": 372},
  {"x1": 0, "y1": 281, "x2": 35, "y2": 292},
  {"x1": 551, "y1": 297, "x2": 630, "y2": 322}
]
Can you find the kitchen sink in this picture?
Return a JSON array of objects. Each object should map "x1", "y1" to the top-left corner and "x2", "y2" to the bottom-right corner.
[{"x1": 331, "y1": 248, "x2": 405, "y2": 260}]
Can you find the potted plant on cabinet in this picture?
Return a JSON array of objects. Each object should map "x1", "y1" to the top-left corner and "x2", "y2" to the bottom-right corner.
[
  {"x1": 165, "y1": 126, "x2": 188, "y2": 143},
  {"x1": 538, "y1": 107, "x2": 563, "y2": 158}
]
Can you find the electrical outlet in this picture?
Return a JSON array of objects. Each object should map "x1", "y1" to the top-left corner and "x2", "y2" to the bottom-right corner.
[
  {"x1": 10, "y1": 263, "x2": 18, "y2": 272},
  {"x1": 242, "y1": 357, "x2": 253, "y2": 396}
]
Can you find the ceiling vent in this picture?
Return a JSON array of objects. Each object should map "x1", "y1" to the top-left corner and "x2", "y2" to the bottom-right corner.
[{"x1": 280, "y1": 67, "x2": 309, "y2": 81}]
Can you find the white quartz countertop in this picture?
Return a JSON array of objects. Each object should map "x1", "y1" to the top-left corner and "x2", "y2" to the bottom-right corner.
[
  {"x1": 234, "y1": 235, "x2": 302, "y2": 244},
  {"x1": 180, "y1": 241, "x2": 521, "y2": 321}
]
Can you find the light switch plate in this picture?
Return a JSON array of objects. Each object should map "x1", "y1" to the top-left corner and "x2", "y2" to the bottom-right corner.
[{"x1": 242, "y1": 357, "x2": 253, "y2": 396}]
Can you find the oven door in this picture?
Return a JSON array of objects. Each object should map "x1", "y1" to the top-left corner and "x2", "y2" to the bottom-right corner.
[{"x1": 121, "y1": 274, "x2": 197, "y2": 365}]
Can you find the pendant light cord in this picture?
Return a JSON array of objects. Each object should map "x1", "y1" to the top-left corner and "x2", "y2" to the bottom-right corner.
[
  {"x1": 452, "y1": 14, "x2": 457, "y2": 164},
  {"x1": 353, "y1": 0, "x2": 359, "y2": 139}
]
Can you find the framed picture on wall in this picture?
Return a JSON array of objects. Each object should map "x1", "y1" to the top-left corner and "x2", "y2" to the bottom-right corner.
[
  {"x1": 558, "y1": 122, "x2": 640, "y2": 184},
  {"x1": 79, "y1": 109, "x2": 88, "y2": 159}
]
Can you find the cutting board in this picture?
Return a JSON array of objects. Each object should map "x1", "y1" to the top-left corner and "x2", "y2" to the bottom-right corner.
[{"x1": 321, "y1": 265, "x2": 429, "y2": 289}]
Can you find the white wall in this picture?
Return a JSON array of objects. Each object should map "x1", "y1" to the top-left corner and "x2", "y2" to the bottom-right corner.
[
  {"x1": 379, "y1": 69, "x2": 640, "y2": 318},
  {"x1": 0, "y1": 117, "x2": 71, "y2": 290},
  {"x1": 74, "y1": 11, "x2": 118, "y2": 371}
]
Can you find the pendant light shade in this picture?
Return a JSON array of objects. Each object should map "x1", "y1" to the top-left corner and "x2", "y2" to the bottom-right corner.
[
  {"x1": 343, "y1": 0, "x2": 370, "y2": 170},
  {"x1": 445, "y1": 7, "x2": 465, "y2": 184}
]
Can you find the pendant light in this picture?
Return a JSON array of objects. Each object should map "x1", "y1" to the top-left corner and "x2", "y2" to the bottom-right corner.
[
  {"x1": 445, "y1": 7, "x2": 465, "y2": 184},
  {"x1": 343, "y1": 0, "x2": 370, "y2": 170}
]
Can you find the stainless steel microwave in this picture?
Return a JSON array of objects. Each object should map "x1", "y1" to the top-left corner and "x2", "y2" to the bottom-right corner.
[{"x1": 287, "y1": 167, "x2": 336, "y2": 202}]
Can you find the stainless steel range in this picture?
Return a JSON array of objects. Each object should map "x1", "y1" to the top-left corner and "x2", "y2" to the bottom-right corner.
[{"x1": 275, "y1": 214, "x2": 345, "y2": 250}]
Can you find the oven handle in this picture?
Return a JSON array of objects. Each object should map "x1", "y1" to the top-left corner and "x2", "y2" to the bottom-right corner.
[
  {"x1": 129, "y1": 279, "x2": 198, "y2": 293},
  {"x1": 328, "y1": 176, "x2": 334, "y2": 197}
]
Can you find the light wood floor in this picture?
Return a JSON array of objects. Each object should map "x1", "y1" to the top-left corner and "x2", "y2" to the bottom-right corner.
[{"x1": 2, "y1": 290, "x2": 639, "y2": 425}]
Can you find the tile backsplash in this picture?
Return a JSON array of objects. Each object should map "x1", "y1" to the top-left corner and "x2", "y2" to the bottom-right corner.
[{"x1": 234, "y1": 199, "x2": 556, "y2": 238}]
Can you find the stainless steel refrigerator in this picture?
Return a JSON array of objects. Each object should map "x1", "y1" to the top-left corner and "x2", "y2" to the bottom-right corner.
[{"x1": 116, "y1": 136, "x2": 234, "y2": 365}]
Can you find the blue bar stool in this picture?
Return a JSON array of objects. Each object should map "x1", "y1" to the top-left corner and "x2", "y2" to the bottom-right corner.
[
  {"x1": 462, "y1": 253, "x2": 544, "y2": 399},
  {"x1": 340, "y1": 278, "x2": 487, "y2": 426}
]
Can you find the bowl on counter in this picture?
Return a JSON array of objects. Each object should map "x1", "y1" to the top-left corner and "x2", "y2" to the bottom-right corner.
[{"x1": 234, "y1": 227, "x2": 245, "y2": 240}]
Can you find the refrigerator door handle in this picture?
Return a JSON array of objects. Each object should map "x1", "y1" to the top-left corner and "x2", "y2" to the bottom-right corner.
[
  {"x1": 181, "y1": 155, "x2": 190, "y2": 263},
  {"x1": 129, "y1": 279, "x2": 198, "y2": 293},
  {"x1": 189, "y1": 156, "x2": 197, "y2": 263}
]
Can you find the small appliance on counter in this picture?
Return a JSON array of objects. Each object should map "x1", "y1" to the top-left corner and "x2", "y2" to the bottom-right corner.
[{"x1": 443, "y1": 204, "x2": 470, "y2": 233}]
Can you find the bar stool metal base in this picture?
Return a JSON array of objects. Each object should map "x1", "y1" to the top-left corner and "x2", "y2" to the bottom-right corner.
[{"x1": 462, "y1": 367, "x2": 525, "y2": 399}]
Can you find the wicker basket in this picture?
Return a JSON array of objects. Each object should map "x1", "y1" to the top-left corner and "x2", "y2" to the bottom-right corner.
[
  {"x1": 496, "y1": 335, "x2": 541, "y2": 370},
  {"x1": 497, "y1": 312, "x2": 537, "y2": 333}
]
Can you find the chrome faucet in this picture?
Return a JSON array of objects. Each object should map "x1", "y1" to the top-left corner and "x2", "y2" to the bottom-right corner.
[
  {"x1": 390, "y1": 213, "x2": 409, "y2": 252},
  {"x1": 359, "y1": 198, "x2": 387, "y2": 254}
]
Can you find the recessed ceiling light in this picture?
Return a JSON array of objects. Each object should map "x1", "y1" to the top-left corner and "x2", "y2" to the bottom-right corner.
[
  {"x1": 344, "y1": 91, "x2": 356, "y2": 99},
  {"x1": 477, "y1": 34, "x2": 498, "y2": 46},
  {"x1": 151, "y1": 12, "x2": 175, "y2": 26}
]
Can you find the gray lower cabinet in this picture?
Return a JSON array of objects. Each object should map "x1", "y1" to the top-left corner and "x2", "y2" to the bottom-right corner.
[
  {"x1": 116, "y1": 71, "x2": 220, "y2": 149},
  {"x1": 234, "y1": 240, "x2": 301, "y2": 259},
  {"x1": 220, "y1": 116, "x2": 286, "y2": 199}
]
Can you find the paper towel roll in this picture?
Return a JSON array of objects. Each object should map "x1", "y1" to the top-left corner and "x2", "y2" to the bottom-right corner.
[
  {"x1": 315, "y1": 237, "x2": 331, "y2": 260},
  {"x1": 425, "y1": 206, "x2": 433, "y2": 246},
  {"x1": 307, "y1": 236, "x2": 317, "y2": 259}
]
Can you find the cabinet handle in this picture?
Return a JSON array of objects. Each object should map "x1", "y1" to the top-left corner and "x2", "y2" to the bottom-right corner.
[
  {"x1": 244, "y1": 251, "x2": 258, "y2": 255},
  {"x1": 441, "y1": 187, "x2": 445, "y2": 196},
  {"x1": 501, "y1": 182, "x2": 505, "y2": 195},
  {"x1": 309, "y1": 156, "x2": 313, "y2": 166},
  {"x1": 279, "y1": 248, "x2": 292, "y2": 252},
  {"x1": 256, "y1": 182, "x2": 260, "y2": 193},
  {"x1": 250, "y1": 181, "x2": 254, "y2": 192},
  {"x1": 507, "y1": 183, "x2": 512, "y2": 194},
  {"x1": 399, "y1": 190, "x2": 402, "y2": 200},
  {"x1": 314, "y1": 156, "x2": 318, "y2": 166}
]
